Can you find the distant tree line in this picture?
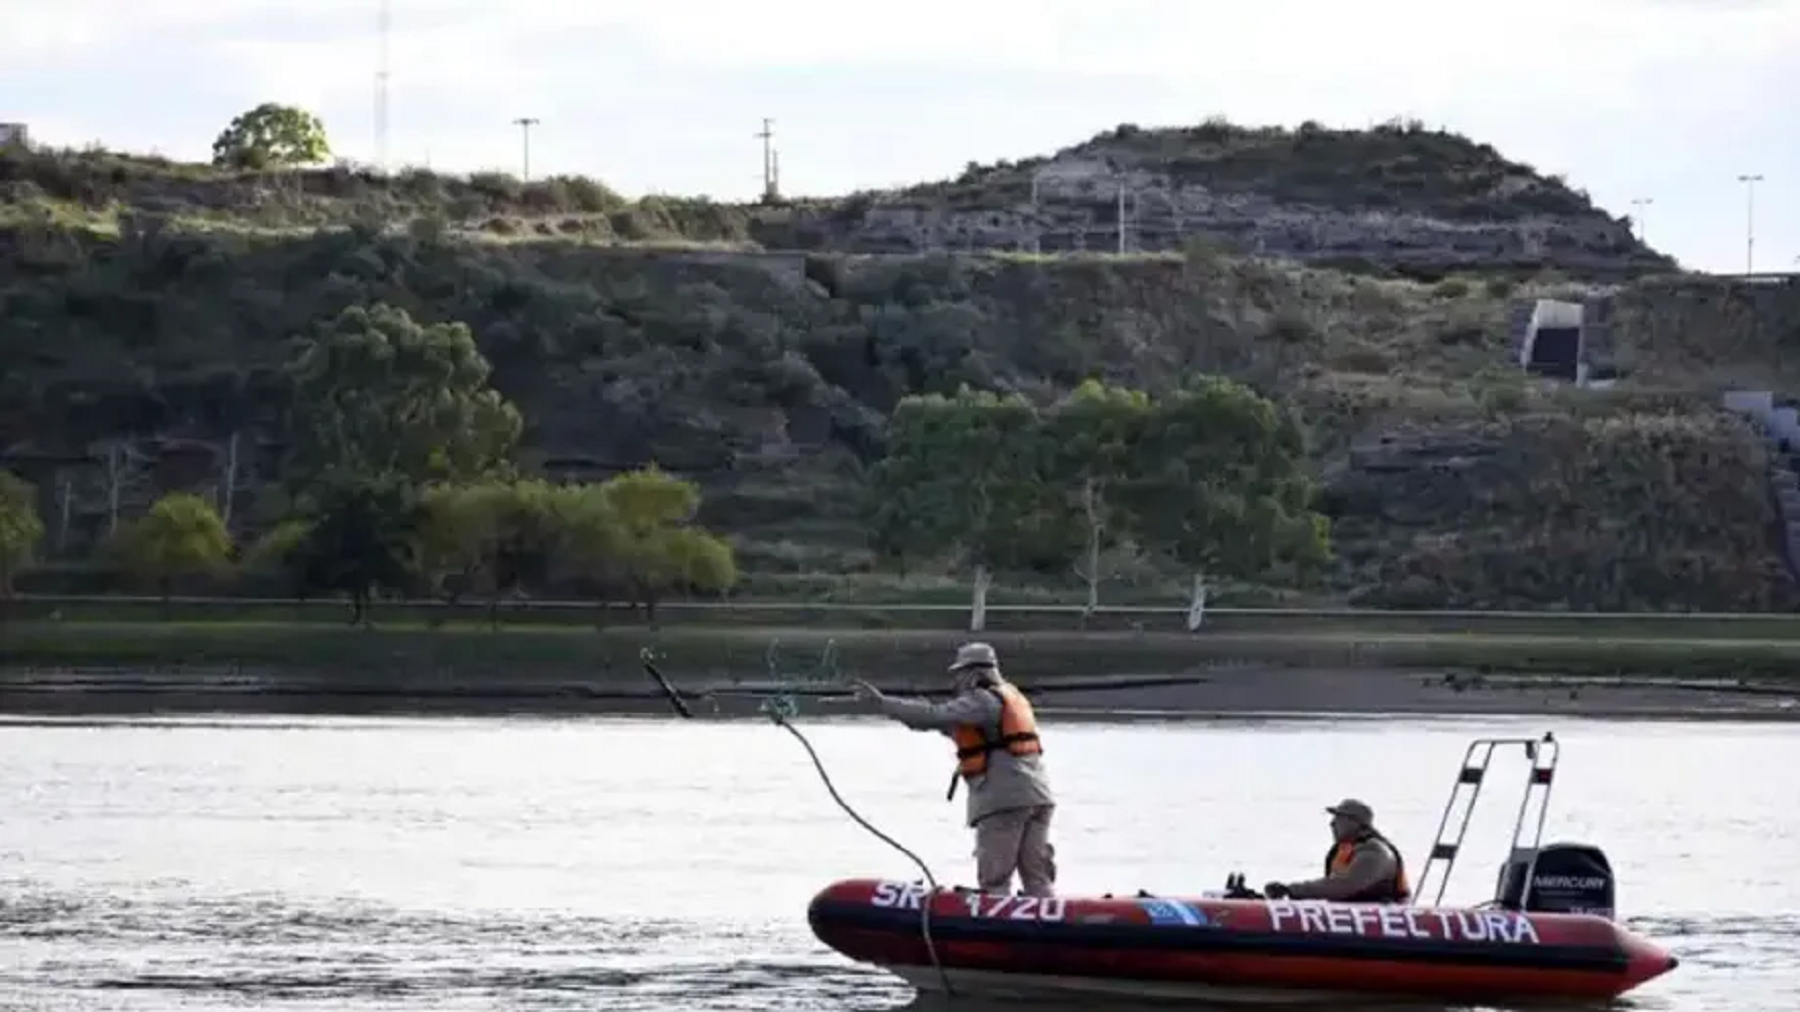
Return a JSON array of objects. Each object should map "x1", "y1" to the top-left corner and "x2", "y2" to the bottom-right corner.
[
  {"x1": 0, "y1": 302, "x2": 739, "y2": 624},
  {"x1": 0, "y1": 288, "x2": 1331, "y2": 625},
  {"x1": 866, "y1": 379, "x2": 1331, "y2": 628}
]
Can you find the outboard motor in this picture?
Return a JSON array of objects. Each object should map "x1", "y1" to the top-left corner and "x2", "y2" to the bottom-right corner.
[{"x1": 1495, "y1": 842, "x2": 1615, "y2": 919}]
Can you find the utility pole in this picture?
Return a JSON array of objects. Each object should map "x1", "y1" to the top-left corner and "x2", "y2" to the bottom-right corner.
[
  {"x1": 755, "y1": 118, "x2": 780, "y2": 203},
  {"x1": 1029, "y1": 172, "x2": 1042, "y2": 254},
  {"x1": 513, "y1": 117, "x2": 539, "y2": 180},
  {"x1": 1116, "y1": 181, "x2": 1127, "y2": 254},
  {"x1": 1738, "y1": 173, "x2": 1763, "y2": 274},
  {"x1": 374, "y1": 0, "x2": 390, "y2": 171},
  {"x1": 1629, "y1": 197, "x2": 1652, "y2": 242}
]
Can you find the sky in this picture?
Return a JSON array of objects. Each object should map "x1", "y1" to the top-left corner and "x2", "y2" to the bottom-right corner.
[{"x1": 2, "y1": 0, "x2": 1796, "y2": 274}]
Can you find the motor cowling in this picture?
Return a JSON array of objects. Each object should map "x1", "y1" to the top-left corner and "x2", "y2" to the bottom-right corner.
[{"x1": 1495, "y1": 842, "x2": 1615, "y2": 919}]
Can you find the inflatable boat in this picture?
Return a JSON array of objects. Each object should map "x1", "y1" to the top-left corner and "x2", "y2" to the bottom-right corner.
[{"x1": 807, "y1": 733, "x2": 1681, "y2": 1005}]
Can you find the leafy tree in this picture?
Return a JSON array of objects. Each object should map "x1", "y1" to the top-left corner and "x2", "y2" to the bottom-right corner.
[
  {"x1": 1125, "y1": 377, "x2": 1331, "y2": 628},
  {"x1": 867, "y1": 388, "x2": 1059, "y2": 630},
  {"x1": 284, "y1": 303, "x2": 523, "y2": 488},
  {"x1": 419, "y1": 480, "x2": 562, "y2": 627},
  {"x1": 283, "y1": 476, "x2": 423, "y2": 626},
  {"x1": 555, "y1": 483, "x2": 625, "y2": 623},
  {"x1": 242, "y1": 519, "x2": 312, "y2": 588},
  {"x1": 1043, "y1": 381, "x2": 1151, "y2": 613},
  {"x1": 211, "y1": 103, "x2": 331, "y2": 170},
  {"x1": 110, "y1": 492, "x2": 234, "y2": 611},
  {"x1": 0, "y1": 470, "x2": 45, "y2": 601},
  {"x1": 565, "y1": 467, "x2": 737, "y2": 623}
]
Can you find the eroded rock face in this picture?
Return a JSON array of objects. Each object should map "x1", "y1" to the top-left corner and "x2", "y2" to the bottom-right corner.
[
  {"x1": 758, "y1": 148, "x2": 1666, "y2": 280},
  {"x1": 1325, "y1": 428, "x2": 1521, "y2": 528},
  {"x1": 1323, "y1": 415, "x2": 1798, "y2": 611}
]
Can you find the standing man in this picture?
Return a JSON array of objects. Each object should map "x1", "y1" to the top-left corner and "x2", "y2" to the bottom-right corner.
[{"x1": 854, "y1": 641, "x2": 1057, "y2": 897}]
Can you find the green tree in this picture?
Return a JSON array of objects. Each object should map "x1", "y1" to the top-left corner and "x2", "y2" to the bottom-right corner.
[
  {"x1": 110, "y1": 492, "x2": 234, "y2": 611},
  {"x1": 243, "y1": 519, "x2": 312, "y2": 590},
  {"x1": 283, "y1": 476, "x2": 423, "y2": 625},
  {"x1": 866, "y1": 387, "x2": 1059, "y2": 630},
  {"x1": 567, "y1": 468, "x2": 737, "y2": 623},
  {"x1": 419, "y1": 480, "x2": 562, "y2": 627},
  {"x1": 1125, "y1": 377, "x2": 1331, "y2": 628},
  {"x1": 0, "y1": 470, "x2": 45, "y2": 601},
  {"x1": 1043, "y1": 380, "x2": 1152, "y2": 614},
  {"x1": 284, "y1": 303, "x2": 523, "y2": 488},
  {"x1": 211, "y1": 103, "x2": 331, "y2": 170},
  {"x1": 555, "y1": 483, "x2": 625, "y2": 623}
]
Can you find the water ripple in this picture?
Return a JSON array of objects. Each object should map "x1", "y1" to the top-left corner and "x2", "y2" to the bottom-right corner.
[
  {"x1": 3, "y1": 715, "x2": 1795, "y2": 1011},
  {"x1": 2, "y1": 886, "x2": 905, "y2": 1011}
]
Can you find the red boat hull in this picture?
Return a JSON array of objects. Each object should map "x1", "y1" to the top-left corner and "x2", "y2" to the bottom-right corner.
[{"x1": 808, "y1": 878, "x2": 1678, "y2": 1004}]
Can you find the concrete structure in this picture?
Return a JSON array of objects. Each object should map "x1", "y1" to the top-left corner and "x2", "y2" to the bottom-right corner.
[
  {"x1": 0, "y1": 122, "x2": 29, "y2": 148},
  {"x1": 1516, "y1": 299, "x2": 1585, "y2": 382},
  {"x1": 1722, "y1": 389, "x2": 1800, "y2": 584}
]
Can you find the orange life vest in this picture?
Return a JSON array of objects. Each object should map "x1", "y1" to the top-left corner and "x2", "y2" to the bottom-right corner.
[
  {"x1": 1325, "y1": 830, "x2": 1411, "y2": 903},
  {"x1": 950, "y1": 683, "x2": 1042, "y2": 780}
]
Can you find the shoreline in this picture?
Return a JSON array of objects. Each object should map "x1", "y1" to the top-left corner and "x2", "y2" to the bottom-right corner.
[
  {"x1": 11, "y1": 620, "x2": 1800, "y2": 679},
  {"x1": 5, "y1": 618, "x2": 1800, "y2": 722},
  {"x1": 3, "y1": 665, "x2": 1795, "y2": 722}
]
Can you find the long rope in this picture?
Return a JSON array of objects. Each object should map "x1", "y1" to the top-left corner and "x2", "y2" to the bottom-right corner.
[
  {"x1": 763, "y1": 702, "x2": 956, "y2": 999},
  {"x1": 641, "y1": 651, "x2": 955, "y2": 999}
]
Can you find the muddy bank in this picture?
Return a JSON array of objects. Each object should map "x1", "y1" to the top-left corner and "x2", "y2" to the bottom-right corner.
[{"x1": 1, "y1": 667, "x2": 1795, "y2": 721}]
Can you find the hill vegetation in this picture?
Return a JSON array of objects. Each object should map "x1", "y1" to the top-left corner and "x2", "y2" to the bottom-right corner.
[
  {"x1": 2, "y1": 115, "x2": 1673, "y2": 279},
  {"x1": 1, "y1": 111, "x2": 1796, "y2": 615}
]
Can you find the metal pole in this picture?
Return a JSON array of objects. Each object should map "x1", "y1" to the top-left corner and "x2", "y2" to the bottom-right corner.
[
  {"x1": 1116, "y1": 181, "x2": 1126, "y2": 254},
  {"x1": 1737, "y1": 174, "x2": 1763, "y2": 273},
  {"x1": 1029, "y1": 173, "x2": 1041, "y2": 254},
  {"x1": 1629, "y1": 197, "x2": 1652, "y2": 242},
  {"x1": 513, "y1": 117, "x2": 539, "y2": 180},
  {"x1": 755, "y1": 118, "x2": 776, "y2": 202},
  {"x1": 374, "y1": 0, "x2": 390, "y2": 171}
]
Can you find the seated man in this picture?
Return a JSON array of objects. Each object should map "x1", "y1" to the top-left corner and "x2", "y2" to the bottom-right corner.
[{"x1": 1264, "y1": 798, "x2": 1411, "y2": 903}]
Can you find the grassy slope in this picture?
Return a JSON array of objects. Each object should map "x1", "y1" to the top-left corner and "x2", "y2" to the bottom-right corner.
[{"x1": 0, "y1": 128, "x2": 1795, "y2": 614}]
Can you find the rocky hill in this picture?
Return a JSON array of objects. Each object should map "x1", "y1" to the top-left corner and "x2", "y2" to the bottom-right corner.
[
  {"x1": 4, "y1": 118, "x2": 1672, "y2": 280},
  {"x1": 1, "y1": 124, "x2": 1795, "y2": 611},
  {"x1": 765, "y1": 119, "x2": 1675, "y2": 280}
]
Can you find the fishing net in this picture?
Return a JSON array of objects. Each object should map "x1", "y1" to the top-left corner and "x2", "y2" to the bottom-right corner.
[
  {"x1": 637, "y1": 639, "x2": 843, "y2": 720},
  {"x1": 756, "y1": 636, "x2": 842, "y2": 720}
]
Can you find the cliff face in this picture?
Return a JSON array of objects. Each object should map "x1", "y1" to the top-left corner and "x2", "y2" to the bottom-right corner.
[
  {"x1": 0, "y1": 125, "x2": 1792, "y2": 610},
  {"x1": 753, "y1": 121, "x2": 1673, "y2": 280}
]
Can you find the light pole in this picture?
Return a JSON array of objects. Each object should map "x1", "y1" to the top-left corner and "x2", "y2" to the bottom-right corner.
[
  {"x1": 1629, "y1": 197, "x2": 1652, "y2": 242},
  {"x1": 513, "y1": 117, "x2": 540, "y2": 181},
  {"x1": 1737, "y1": 173, "x2": 1763, "y2": 274}
]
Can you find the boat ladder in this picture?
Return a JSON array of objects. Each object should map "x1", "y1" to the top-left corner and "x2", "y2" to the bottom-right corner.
[{"x1": 1412, "y1": 732, "x2": 1560, "y2": 908}]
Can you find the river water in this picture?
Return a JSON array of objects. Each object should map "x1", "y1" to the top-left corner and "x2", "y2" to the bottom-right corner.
[{"x1": 0, "y1": 713, "x2": 1793, "y2": 1011}]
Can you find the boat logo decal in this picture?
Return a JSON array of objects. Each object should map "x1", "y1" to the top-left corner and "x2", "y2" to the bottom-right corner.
[
  {"x1": 1139, "y1": 897, "x2": 1212, "y2": 927},
  {"x1": 870, "y1": 880, "x2": 929, "y2": 910},
  {"x1": 1266, "y1": 900, "x2": 1542, "y2": 945}
]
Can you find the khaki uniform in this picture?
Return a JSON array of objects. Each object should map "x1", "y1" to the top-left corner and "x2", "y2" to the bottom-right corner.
[
  {"x1": 873, "y1": 672, "x2": 1057, "y2": 896},
  {"x1": 1281, "y1": 835, "x2": 1405, "y2": 901}
]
